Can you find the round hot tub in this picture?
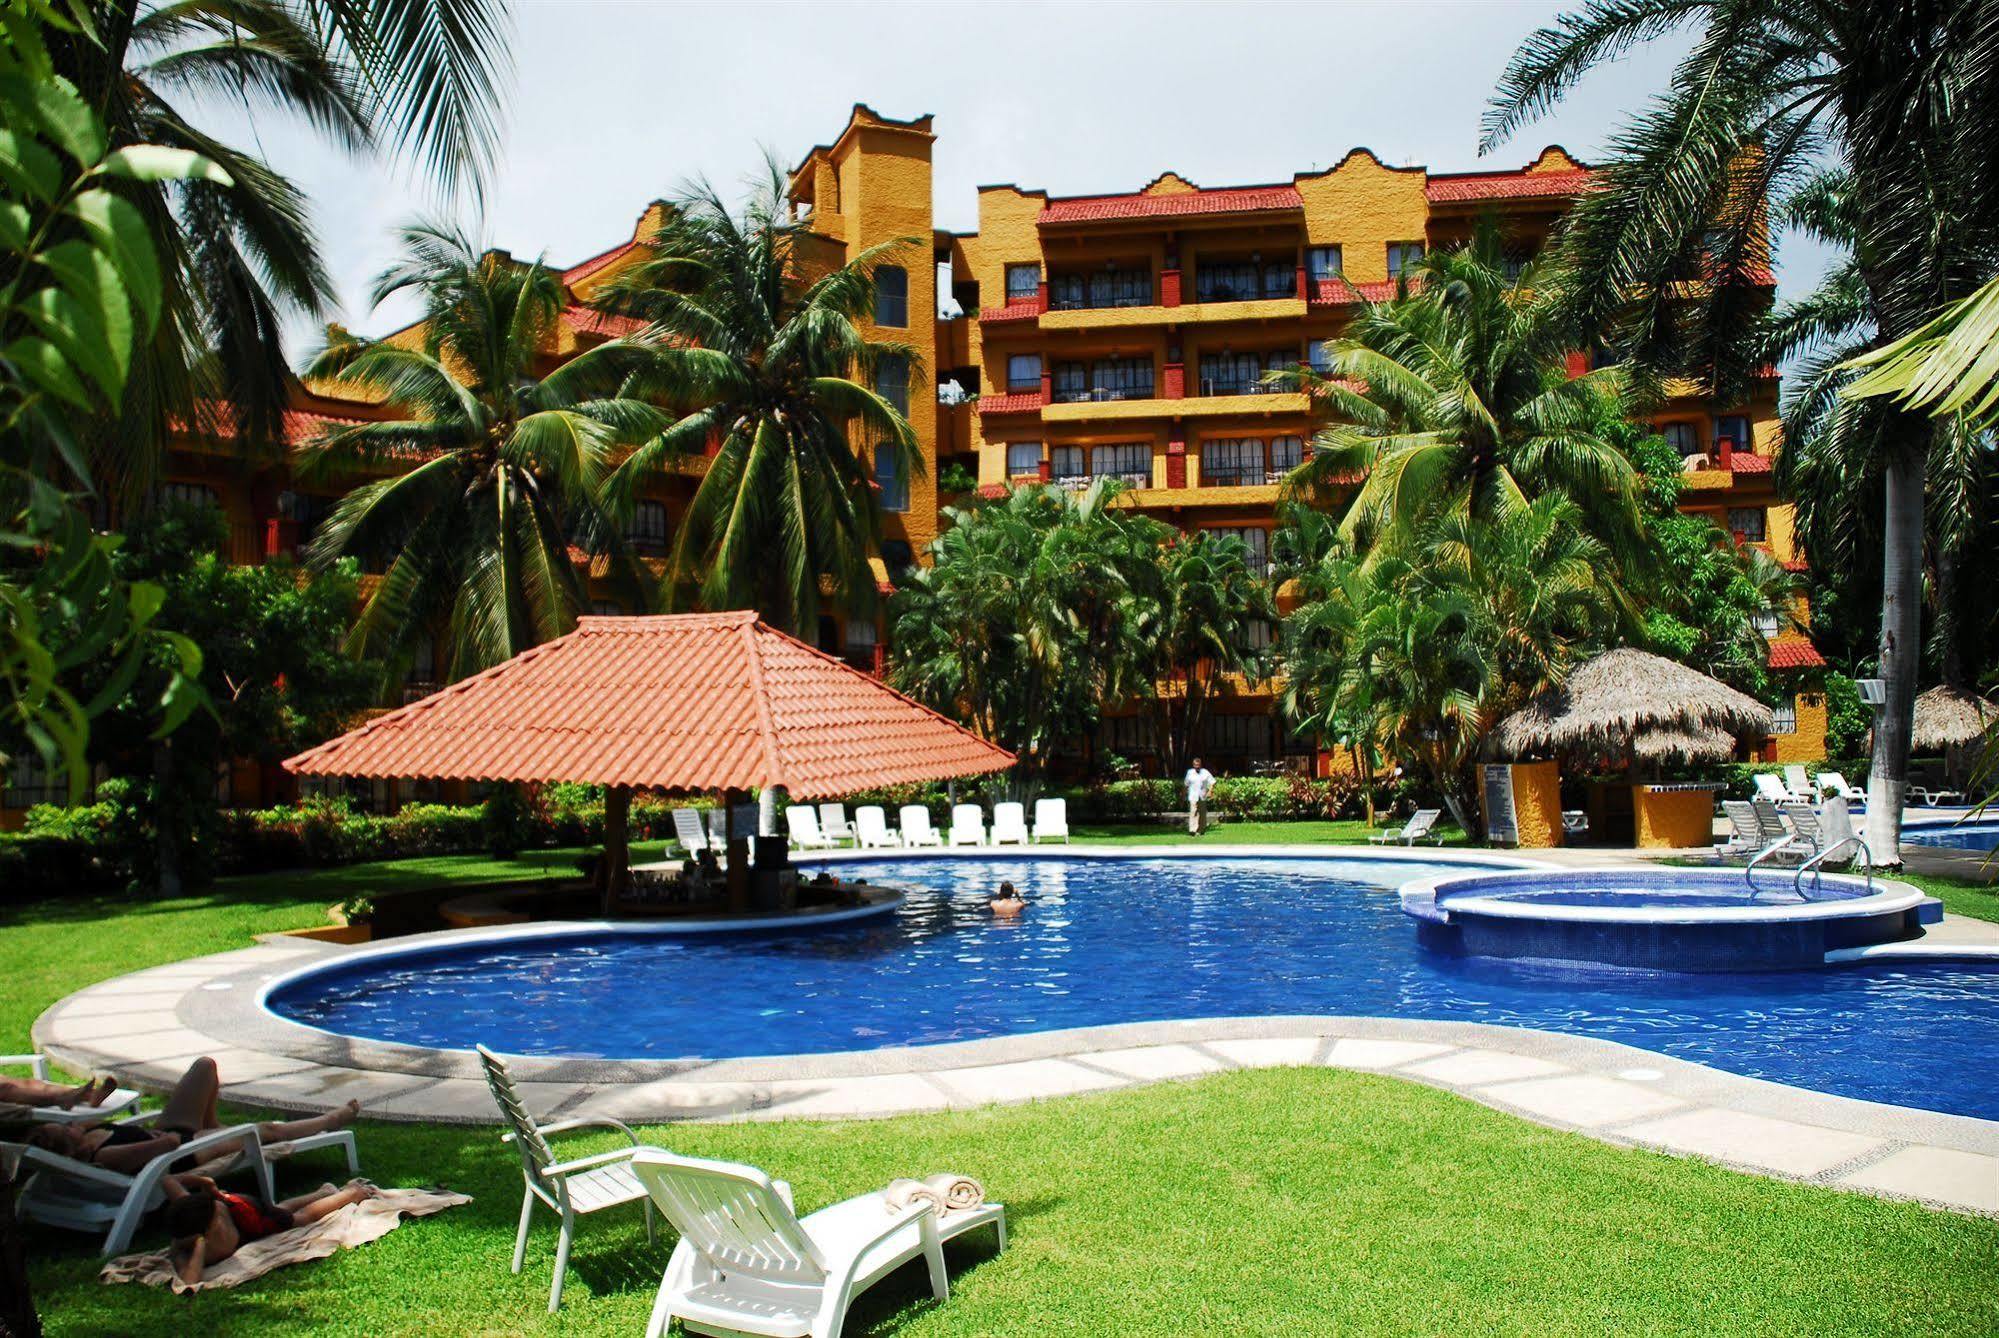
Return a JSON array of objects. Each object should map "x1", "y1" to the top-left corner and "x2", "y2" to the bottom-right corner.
[{"x1": 1400, "y1": 867, "x2": 1942, "y2": 971}]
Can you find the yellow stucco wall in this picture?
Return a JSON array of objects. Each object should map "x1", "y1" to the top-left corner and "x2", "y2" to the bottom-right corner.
[
  {"x1": 1633, "y1": 786, "x2": 1716, "y2": 849},
  {"x1": 1294, "y1": 151, "x2": 1431, "y2": 285},
  {"x1": 1771, "y1": 687, "x2": 1830, "y2": 764},
  {"x1": 1509, "y1": 760, "x2": 1565, "y2": 849}
]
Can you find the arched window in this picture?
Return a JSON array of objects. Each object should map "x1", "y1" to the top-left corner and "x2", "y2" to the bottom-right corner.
[
  {"x1": 874, "y1": 352, "x2": 908, "y2": 414},
  {"x1": 874, "y1": 266, "x2": 908, "y2": 327}
]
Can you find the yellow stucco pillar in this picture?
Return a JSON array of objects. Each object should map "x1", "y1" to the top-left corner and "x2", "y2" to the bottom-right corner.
[{"x1": 1632, "y1": 785, "x2": 1716, "y2": 849}]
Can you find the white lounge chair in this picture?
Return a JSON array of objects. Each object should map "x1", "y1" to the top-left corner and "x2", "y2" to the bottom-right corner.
[
  {"x1": 1716, "y1": 801, "x2": 1762, "y2": 861},
  {"x1": 1748, "y1": 799, "x2": 1814, "y2": 864},
  {"x1": 854, "y1": 805, "x2": 902, "y2": 849},
  {"x1": 1780, "y1": 802, "x2": 1828, "y2": 857},
  {"x1": 477, "y1": 1045, "x2": 656, "y2": 1312},
  {"x1": 1910, "y1": 782, "x2": 1966, "y2": 807},
  {"x1": 1369, "y1": 808, "x2": 1442, "y2": 846},
  {"x1": 1561, "y1": 809, "x2": 1589, "y2": 839},
  {"x1": 1031, "y1": 797, "x2": 1070, "y2": 843},
  {"x1": 1816, "y1": 771, "x2": 1866, "y2": 801},
  {"x1": 948, "y1": 803, "x2": 987, "y2": 847},
  {"x1": 0, "y1": 1051, "x2": 140, "y2": 1124},
  {"x1": 901, "y1": 805, "x2": 944, "y2": 847},
  {"x1": 787, "y1": 806, "x2": 837, "y2": 850},
  {"x1": 671, "y1": 808, "x2": 712, "y2": 855},
  {"x1": 989, "y1": 802, "x2": 1031, "y2": 846},
  {"x1": 632, "y1": 1148, "x2": 1004, "y2": 1338},
  {"x1": 1783, "y1": 765, "x2": 1819, "y2": 802},
  {"x1": 1752, "y1": 772, "x2": 1795, "y2": 806},
  {"x1": 818, "y1": 803, "x2": 858, "y2": 847}
]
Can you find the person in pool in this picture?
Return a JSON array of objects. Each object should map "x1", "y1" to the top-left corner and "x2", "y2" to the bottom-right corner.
[
  {"x1": 23, "y1": 1056, "x2": 360, "y2": 1175},
  {"x1": 989, "y1": 881, "x2": 1025, "y2": 917},
  {"x1": 163, "y1": 1173, "x2": 379, "y2": 1283}
]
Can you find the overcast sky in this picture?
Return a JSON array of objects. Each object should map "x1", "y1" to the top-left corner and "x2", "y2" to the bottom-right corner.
[{"x1": 199, "y1": 0, "x2": 1834, "y2": 357}]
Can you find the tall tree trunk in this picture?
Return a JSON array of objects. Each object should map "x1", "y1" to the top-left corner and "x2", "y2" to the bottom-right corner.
[
  {"x1": 1864, "y1": 435, "x2": 1928, "y2": 867},
  {"x1": 758, "y1": 785, "x2": 784, "y2": 837},
  {"x1": 153, "y1": 741, "x2": 182, "y2": 898}
]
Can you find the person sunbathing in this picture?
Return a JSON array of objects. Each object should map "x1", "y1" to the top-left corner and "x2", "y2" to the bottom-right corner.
[
  {"x1": 0, "y1": 1072, "x2": 115, "y2": 1110},
  {"x1": 23, "y1": 1056, "x2": 359, "y2": 1175},
  {"x1": 163, "y1": 1173, "x2": 378, "y2": 1285}
]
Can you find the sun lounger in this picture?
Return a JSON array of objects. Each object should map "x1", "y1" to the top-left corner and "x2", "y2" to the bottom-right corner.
[
  {"x1": 1031, "y1": 798, "x2": 1070, "y2": 843},
  {"x1": 670, "y1": 808, "x2": 711, "y2": 855},
  {"x1": 854, "y1": 805, "x2": 902, "y2": 849},
  {"x1": 1813, "y1": 770, "x2": 1866, "y2": 801},
  {"x1": 989, "y1": 802, "x2": 1030, "y2": 846},
  {"x1": 786, "y1": 806, "x2": 837, "y2": 850},
  {"x1": 1369, "y1": 808, "x2": 1441, "y2": 846},
  {"x1": 1748, "y1": 799, "x2": 1813, "y2": 864},
  {"x1": 0, "y1": 1052, "x2": 139, "y2": 1125},
  {"x1": 1716, "y1": 801, "x2": 1762, "y2": 861},
  {"x1": 1752, "y1": 772, "x2": 1795, "y2": 806},
  {"x1": 900, "y1": 805, "x2": 944, "y2": 847},
  {"x1": 1782, "y1": 765, "x2": 1818, "y2": 802},
  {"x1": 817, "y1": 803, "x2": 858, "y2": 847},
  {"x1": 948, "y1": 804, "x2": 987, "y2": 847},
  {"x1": 632, "y1": 1148, "x2": 1004, "y2": 1338}
]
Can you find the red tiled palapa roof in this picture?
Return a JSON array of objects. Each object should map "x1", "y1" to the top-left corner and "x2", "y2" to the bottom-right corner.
[
  {"x1": 1766, "y1": 639, "x2": 1827, "y2": 671},
  {"x1": 1040, "y1": 184, "x2": 1302, "y2": 225},
  {"x1": 283, "y1": 611, "x2": 1013, "y2": 797}
]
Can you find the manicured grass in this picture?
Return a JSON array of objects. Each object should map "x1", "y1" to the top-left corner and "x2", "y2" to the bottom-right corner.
[
  {"x1": 9, "y1": 841, "x2": 1995, "y2": 1335},
  {"x1": 1896, "y1": 869, "x2": 1999, "y2": 924}
]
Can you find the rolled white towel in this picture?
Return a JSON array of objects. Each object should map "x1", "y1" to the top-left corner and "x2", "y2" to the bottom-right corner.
[
  {"x1": 881, "y1": 1177, "x2": 944, "y2": 1214},
  {"x1": 923, "y1": 1172, "x2": 985, "y2": 1212}
]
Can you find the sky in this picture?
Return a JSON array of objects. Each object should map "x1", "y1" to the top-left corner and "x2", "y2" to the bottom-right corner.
[{"x1": 193, "y1": 0, "x2": 1836, "y2": 356}]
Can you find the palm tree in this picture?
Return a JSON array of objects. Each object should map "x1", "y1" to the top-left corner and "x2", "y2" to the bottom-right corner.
[
  {"x1": 1485, "y1": 0, "x2": 1999, "y2": 858},
  {"x1": 593, "y1": 166, "x2": 922, "y2": 636},
  {"x1": 1276, "y1": 534, "x2": 1391, "y2": 825},
  {"x1": 56, "y1": 0, "x2": 512, "y2": 496},
  {"x1": 298, "y1": 223, "x2": 667, "y2": 680},
  {"x1": 1144, "y1": 531, "x2": 1276, "y2": 770},
  {"x1": 1284, "y1": 223, "x2": 1645, "y2": 563}
]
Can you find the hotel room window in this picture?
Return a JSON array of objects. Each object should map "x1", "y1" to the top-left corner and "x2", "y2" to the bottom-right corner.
[
  {"x1": 1005, "y1": 264, "x2": 1040, "y2": 303},
  {"x1": 1772, "y1": 701, "x2": 1797, "y2": 735},
  {"x1": 157, "y1": 481, "x2": 220, "y2": 512},
  {"x1": 875, "y1": 442, "x2": 908, "y2": 512},
  {"x1": 1661, "y1": 422, "x2": 1699, "y2": 456},
  {"x1": 1307, "y1": 246, "x2": 1343, "y2": 282},
  {"x1": 626, "y1": 500, "x2": 669, "y2": 555},
  {"x1": 1051, "y1": 360, "x2": 1089, "y2": 402},
  {"x1": 1007, "y1": 354, "x2": 1042, "y2": 393},
  {"x1": 1091, "y1": 442, "x2": 1151, "y2": 485},
  {"x1": 1726, "y1": 507, "x2": 1766, "y2": 542},
  {"x1": 1006, "y1": 442, "x2": 1042, "y2": 478},
  {"x1": 1309, "y1": 339, "x2": 1336, "y2": 375},
  {"x1": 1715, "y1": 414, "x2": 1751, "y2": 452},
  {"x1": 1091, "y1": 357, "x2": 1153, "y2": 400},
  {"x1": 1269, "y1": 436, "x2": 1304, "y2": 475},
  {"x1": 874, "y1": 352, "x2": 908, "y2": 414},
  {"x1": 1200, "y1": 438, "x2": 1264, "y2": 488},
  {"x1": 1049, "y1": 445, "x2": 1086, "y2": 483},
  {"x1": 874, "y1": 265, "x2": 908, "y2": 327},
  {"x1": 1387, "y1": 241, "x2": 1425, "y2": 279}
]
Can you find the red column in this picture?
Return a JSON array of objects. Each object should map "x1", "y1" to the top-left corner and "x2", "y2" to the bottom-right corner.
[
  {"x1": 1035, "y1": 281, "x2": 1049, "y2": 315},
  {"x1": 264, "y1": 517, "x2": 299, "y2": 559},
  {"x1": 1717, "y1": 437, "x2": 1737, "y2": 467},
  {"x1": 1294, "y1": 264, "x2": 1308, "y2": 301},
  {"x1": 1161, "y1": 269, "x2": 1181, "y2": 308},
  {"x1": 1162, "y1": 362, "x2": 1184, "y2": 399},
  {"x1": 1037, "y1": 457, "x2": 1051, "y2": 482},
  {"x1": 1166, "y1": 432, "x2": 1187, "y2": 489},
  {"x1": 1039, "y1": 369, "x2": 1052, "y2": 406}
]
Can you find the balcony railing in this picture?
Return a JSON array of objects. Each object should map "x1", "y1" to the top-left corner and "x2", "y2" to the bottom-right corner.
[
  {"x1": 1194, "y1": 265, "x2": 1297, "y2": 304},
  {"x1": 1048, "y1": 271, "x2": 1155, "y2": 310},
  {"x1": 1198, "y1": 374, "x2": 1286, "y2": 398},
  {"x1": 1200, "y1": 463, "x2": 1286, "y2": 488}
]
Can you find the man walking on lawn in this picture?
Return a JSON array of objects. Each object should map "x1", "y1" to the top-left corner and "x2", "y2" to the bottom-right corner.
[{"x1": 1184, "y1": 757, "x2": 1216, "y2": 836}]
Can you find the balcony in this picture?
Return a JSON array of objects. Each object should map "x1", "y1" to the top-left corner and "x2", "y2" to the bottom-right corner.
[
  {"x1": 1199, "y1": 463, "x2": 1297, "y2": 488},
  {"x1": 1048, "y1": 271, "x2": 1154, "y2": 311}
]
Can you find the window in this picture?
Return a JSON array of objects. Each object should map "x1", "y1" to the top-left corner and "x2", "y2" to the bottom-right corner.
[
  {"x1": 1195, "y1": 261, "x2": 1259, "y2": 303},
  {"x1": 1715, "y1": 415, "x2": 1751, "y2": 452},
  {"x1": 1207, "y1": 713, "x2": 1272, "y2": 760},
  {"x1": 1307, "y1": 246, "x2": 1343, "y2": 281},
  {"x1": 1386, "y1": 242, "x2": 1425, "y2": 278},
  {"x1": 843, "y1": 618, "x2": 879, "y2": 672},
  {"x1": 1049, "y1": 445, "x2": 1086, "y2": 483},
  {"x1": 4, "y1": 752, "x2": 67, "y2": 808},
  {"x1": 881, "y1": 539, "x2": 914, "y2": 575},
  {"x1": 1726, "y1": 507, "x2": 1766, "y2": 542},
  {"x1": 1051, "y1": 360, "x2": 1089, "y2": 403},
  {"x1": 1237, "y1": 618, "x2": 1275, "y2": 652},
  {"x1": 1199, "y1": 352, "x2": 1272, "y2": 397},
  {"x1": 875, "y1": 442, "x2": 908, "y2": 512},
  {"x1": 1309, "y1": 339, "x2": 1336, "y2": 375},
  {"x1": 1660, "y1": 422, "x2": 1699, "y2": 456},
  {"x1": 874, "y1": 352, "x2": 909, "y2": 414},
  {"x1": 158, "y1": 482, "x2": 220, "y2": 512},
  {"x1": 1091, "y1": 443, "x2": 1151, "y2": 485},
  {"x1": 1047, "y1": 272, "x2": 1085, "y2": 310},
  {"x1": 1260, "y1": 262, "x2": 1296, "y2": 300},
  {"x1": 1091, "y1": 357, "x2": 1153, "y2": 400},
  {"x1": 626, "y1": 500, "x2": 669, "y2": 554},
  {"x1": 874, "y1": 265, "x2": 908, "y2": 327},
  {"x1": 1269, "y1": 436, "x2": 1304, "y2": 475},
  {"x1": 1007, "y1": 354, "x2": 1042, "y2": 392},
  {"x1": 1772, "y1": 701, "x2": 1797, "y2": 735},
  {"x1": 1006, "y1": 442, "x2": 1042, "y2": 478},
  {"x1": 1207, "y1": 525, "x2": 1271, "y2": 573},
  {"x1": 1201, "y1": 438, "x2": 1265, "y2": 488},
  {"x1": 1752, "y1": 610, "x2": 1781, "y2": 639},
  {"x1": 1102, "y1": 713, "x2": 1155, "y2": 755},
  {"x1": 1088, "y1": 268, "x2": 1152, "y2": 308},
  {"x1": 1005, "y1": 264, "x2": 1041, "y2": 303}
]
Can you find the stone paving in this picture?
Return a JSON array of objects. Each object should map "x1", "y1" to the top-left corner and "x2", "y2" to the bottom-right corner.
[{"x1": 31, "y1": 844, "x2": 1999, "y2": 1220}]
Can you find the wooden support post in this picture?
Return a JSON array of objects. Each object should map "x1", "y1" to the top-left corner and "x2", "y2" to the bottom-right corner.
[
  {"x1": 723, "y1": 787, "x2": 752, "y2": 912},
  {"x1": 599, "y1": 785, "x2": 631, "y2": 916}
]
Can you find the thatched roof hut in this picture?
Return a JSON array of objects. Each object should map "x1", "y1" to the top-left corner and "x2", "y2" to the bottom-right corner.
[
  {"x1": 1491, "y1": 648, "x2": 1773, "y2": 764},
  {"x1": 1911, "y1": 685, "x2": 1999, "y2": 752}
]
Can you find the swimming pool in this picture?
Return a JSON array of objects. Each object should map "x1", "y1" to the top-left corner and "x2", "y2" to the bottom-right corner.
[
  {"x1": 1904, "y1": 819, "x2": 1999, "y2": 852},
  {"x1": 266, "y1": 856, "x2": 1999, "y2": 1120}
]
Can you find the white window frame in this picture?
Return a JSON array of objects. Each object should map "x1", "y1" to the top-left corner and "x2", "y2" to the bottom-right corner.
[{"x1": 1005, "y1": 442, "x2": 1042, "y2": 478}]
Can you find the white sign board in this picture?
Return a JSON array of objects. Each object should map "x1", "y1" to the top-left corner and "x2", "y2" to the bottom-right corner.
[{"x1": 1482, "y1": 764, "x2": 1520, "y2": 847}]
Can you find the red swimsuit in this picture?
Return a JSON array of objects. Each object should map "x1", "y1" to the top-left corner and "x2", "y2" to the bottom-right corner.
[{"x1": 216, "y1": 1190, "x2": 294, "y2": 1241}]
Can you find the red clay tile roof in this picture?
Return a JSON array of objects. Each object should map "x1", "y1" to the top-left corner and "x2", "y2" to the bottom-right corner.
[
  {"x1": 978, "y1": 392, "x2": 1043, "y2": 414},
  {"x1": 1781, "y1": 558, "x2": 1809, "y2": 573},
  {"x1": 1726, "y1": 451, "x2": 1773, "y2": 474},
  {"x1": 174, "y1": 402, "x2": 378, "y2": 445},
  {"x1": 561, "y1": 304, "x2": 646, "y2": 338},
  {"x1": 1040, "y1": 185, "x2": 1302, "y2": 225},
  {"x1": 1767, "y1": 639, "x2": 1827, "y2": 670},
  {"x1": 1310, "y1": 278, "x2": 1403, "y2": 305},
  {"x1": 282, "y1": 611, "x2": 1014, "y2": 796},
  {"x1": 561, "y1": 240, "x2": 639, "y2": 285},
  {"x1": 979, "y1": 301, "x2": 1041, "y2": 322},
  {"x1": 1426, "y1": 168, "x2": 1595, "y2": 203}
]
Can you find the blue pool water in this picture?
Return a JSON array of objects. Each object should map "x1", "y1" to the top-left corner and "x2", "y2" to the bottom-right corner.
[
  {"x1": 268, "y1": 857, "x2": 1999, "y2": 1119},
  {"x1": 1904, "y1": 820, "x2": 1999, "y2": 852}
]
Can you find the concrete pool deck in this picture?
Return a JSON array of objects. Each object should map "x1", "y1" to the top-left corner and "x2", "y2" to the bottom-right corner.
[{"x1": 33, "y1": 843, "x2": 1999, "y2": 1219}]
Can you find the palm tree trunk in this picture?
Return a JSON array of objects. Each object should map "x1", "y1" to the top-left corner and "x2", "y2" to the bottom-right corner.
[
  {"x1": 1864, "y1": 434, "x2": 1927, "y2": 866},
  {"x1": 153, "y1": 742, "x2": 182, "y2": 899},
  {"x1": 758, "y1": 785, "x2": 784, "y2": 837}
]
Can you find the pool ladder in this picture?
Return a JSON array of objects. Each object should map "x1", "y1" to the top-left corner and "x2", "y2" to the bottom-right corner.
[{"x1": 1747, "y1": 835, "x2": 1875, "y2": 899}]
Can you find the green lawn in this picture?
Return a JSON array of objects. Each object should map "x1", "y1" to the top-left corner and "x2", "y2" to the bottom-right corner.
[{"x1": 9, "y1": 842, "x2": 1996, "y2": 1335}]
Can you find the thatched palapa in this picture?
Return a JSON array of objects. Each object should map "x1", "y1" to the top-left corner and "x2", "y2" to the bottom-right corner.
[
  {"x1": 1491, "y1": 648, "x2": 1773, "y2": 763},
  {"x1": 1910, "y1": 685, "x2": 1999, "y2": 752}
]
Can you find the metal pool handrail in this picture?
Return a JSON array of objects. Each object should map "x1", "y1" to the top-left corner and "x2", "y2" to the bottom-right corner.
[
  {"x1": 1744, "y1": 838, "x2": 1799, "y2": 894},
  {"x1": 1794, "y1": 835, "x2": 1874, "y2": 899}
]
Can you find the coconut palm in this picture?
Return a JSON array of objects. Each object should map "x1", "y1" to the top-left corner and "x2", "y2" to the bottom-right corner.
[
  {"x1": 1485, "y1": 0, "x2": 1999, "y2": 857},
  {"x1": 1143, "y1": 531, "x2": 1277, "y2": 770},
  {"x1": 1284, "y1": 223, "x2": 1644, "y2": 563},
  {"x1": 57, "y1": 0, "x2": 512, "y2": 497},
  {"x1": 297, "y1": 223, "x2": 667, "y2": 681},
  {"x1": 593, "y1": 166, "x2": 922, "y2": 635},
  {"x1": 1276, "y1": 541, "x2": 1391, "y2": 825}
]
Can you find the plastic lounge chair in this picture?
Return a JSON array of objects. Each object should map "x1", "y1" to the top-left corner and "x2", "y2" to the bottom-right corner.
[
  {"x1": 1031, "y1": 798, "x2": 1070, "y2": 844},
  {"x1": 1783, "y1": 765, "x2": 1818, "y2": 802},
  {"x1": 1716, "y1": 801, "x2": 1762, "y2": 861},
  {"x1": 477, "y1": 1045, "x2": 656, "y2": 1312},
  {"x1": 787, "y1": 806, "x2": 836, "y2": 850},
  {"x1": 1749, "y1": 800, "x2": 1813, "y2": 864},
  {"x1": 632, "y1": 1148, "x2": 1005, "y2": 1338},
  {"x1": 671, "y1": 809, "x2": 711, "y2": 855},
  {"x1": 948, "y1": 804, "x2": 987, "y2": 847},
  {"x1": 1815, "y1": 771, "x2": 1866, "y2": 801},
  {"x1": 1370, "y1": 809, "x2": 1441, "y2": 846},
  {"x1": 1561, "y1": 809, "x2": 1589, "y2": 838},
  {"x1": 854, "y1": 806, "x2": 902, "y2": 849},
  {"x1": 818, "y1": 803, "x2": 858, "y2": 847},
  {"x1": 900, "y1": 805, "x2": 944, "y2": 847},
  {"x1": 1779, "y1": 802, "x2": 1828, "y2": 857},
  {"x1": 1910, "y1": 783, "x2": 1965, "y2": 807},
  {"x1": 989, "y1": 802, "x2": 1030, "y2": 846},
  {"x1": 0, "y1": 1052, "x2": 140, "y2": 1125},
  {"x1": 1752, "y1": 772, "x2": 1795, "y2": 806}
]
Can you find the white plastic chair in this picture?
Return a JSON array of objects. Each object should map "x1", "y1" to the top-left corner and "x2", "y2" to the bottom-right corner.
[
  {"x1": 1748, "y1": 799, "x2": 1814, "y2": 863},
  {"x1": 671, "y1": 809, "x2": 712, "y2": 855},
  {"x1": 1369, "y1": 808, "x2": 1441, "y2": 845},
  {"x1": 1716, "y1": 800, "x2": 1762, "y2": 861},
  {"x1": 1752, "y1": 772, "x2": 1795, "y2": 806},
  {"x1": 0, "y1": 1052, "x2": 140, "y2": 1124},
  {"x1": 900, "y1": 805, "x2": 943, "y2": 847},
  {"x1": 1031, "y1": 798, "x2": 1070, "y2": 844},
  {"x1": 477, "y1": 1045, "x2": 656, "y2": 1312},
  {"x1": 787, "y1": 806, "x2": 836, "y2": 850},
  {"x1": 817, "y1": 803, "x2": 858, "y2": 847},
  {"x1": 1816, "y1": 771, "x2": 1866, "y2": 801},
  {"x1": 632, "y1": 1148, "x2": 1004, "y2": 1338},
  {"x1": 1782, "y1": 765, "x2": 1818, "y2": 802},
  {"x1": 989, "y1": 802, "x2": 1030, "y2": 846},
  {"x1": 854, "y1": 806, "x2": 902, "y2": 849},
  {"x1": 948, "y1": 804, "x2": 987, "y2": 847}
]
